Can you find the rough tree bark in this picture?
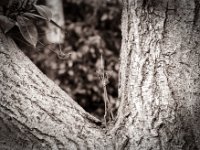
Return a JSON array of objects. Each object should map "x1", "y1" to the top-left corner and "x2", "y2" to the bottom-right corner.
[
  {"x1": 115, "y1": 0, "x2": 200, "y2": 149},
  {"x1": 0, "y1": 29, "x2": 111, "y2": 149},
  {"x1": 0, "y1": 0, "x2": 200, "y2": 149}
]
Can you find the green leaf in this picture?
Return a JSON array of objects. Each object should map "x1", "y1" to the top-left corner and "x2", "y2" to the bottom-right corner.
[
  {"x1": 23, "y1": 12, "x2": 47, "y2": 20},
  {"x1": 16, "y1": 16, "x2": 38, "y2": 47},
  {"x1": 34, "y1": 4, "x2": 52, "y2": 21},
  {"x1": 23, "y1": 12, "x2": 63, "y2": 30},
  {"x1": 7, "y1": 0, "x2": 21, "y2": 11},
  {"x1": 0, "y1": 15, "x2": 15, "y2": 33}
]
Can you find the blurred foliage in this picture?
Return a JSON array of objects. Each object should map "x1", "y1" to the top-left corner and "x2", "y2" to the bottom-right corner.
[{"x1": 23, "y1": 0, "x2": 122, "y2": 119}]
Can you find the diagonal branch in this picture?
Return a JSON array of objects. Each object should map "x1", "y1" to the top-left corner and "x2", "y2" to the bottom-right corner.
[{"x1": 0, "y1": 29, "x2": 110, "y2": 149}]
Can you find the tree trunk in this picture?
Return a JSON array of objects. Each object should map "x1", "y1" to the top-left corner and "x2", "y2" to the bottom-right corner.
[
  {"x1": 114, "y1": 0, "x2": 200, "y2": 149},
  {"x1": 45, "y1": 0, "x2": 65, "y2": 44},
  {"x1": 0, "y1": 0, "x2": 200, "y2": 149}
]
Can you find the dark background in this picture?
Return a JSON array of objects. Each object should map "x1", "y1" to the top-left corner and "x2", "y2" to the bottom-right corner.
[{"x1": 23, "y1": 0, "x2": 122, "y2": 119}]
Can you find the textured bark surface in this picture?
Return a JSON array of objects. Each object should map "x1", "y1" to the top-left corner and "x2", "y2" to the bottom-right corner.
[
  {"x1": 0, "y1": 0, "x2": 200, "y2": 149},
  {"x1": 0, "y1": 30, "x2": 113, "y2": 149},
  {"x1": 115, "y1": 0, "x2": 200, "y2": 149}
]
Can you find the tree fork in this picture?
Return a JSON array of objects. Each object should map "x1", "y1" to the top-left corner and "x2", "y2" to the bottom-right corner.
[
  {"x1": 0, "y1": 0, "x2": 200, "y2": 149},
  {"x1": 0, "y1": 29, "x2": 115, "y2": 149}
]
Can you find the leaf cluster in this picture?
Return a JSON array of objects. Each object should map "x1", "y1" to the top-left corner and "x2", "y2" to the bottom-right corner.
[{"x1": 0, "y1": 0, "x2": 56, "y2": 47}]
